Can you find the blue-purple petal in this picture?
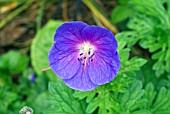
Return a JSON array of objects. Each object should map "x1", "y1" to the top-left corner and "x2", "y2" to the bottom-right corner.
[
  {"x1": 53, "y1": 22, "x2": 87, "y2": 52},
  {"x1": 88, "y1": 51, "x2": 120, "y2": 85},
  {"x1": 54, "y1": 21, "x2": 87, "y2": 42},
  {"x1": 48, "y1": 21, "x2": 120, "y2": 91},
  {"x1": 64, "y1": 67, "x2": 98, "y2": 91},
  {"x1": 48, "y1": 44, "x2": 80, "y2": 79},
  {"x1": 82, "y1": 26, "x2": 118, "y2": 53}
]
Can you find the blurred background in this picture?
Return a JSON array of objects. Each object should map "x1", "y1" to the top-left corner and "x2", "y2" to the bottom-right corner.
[
  {"x1": 0, "y1": 0, "x2": 121, "y2": 113},
  {"x1": 0, "y1": 0, "x2": 170, "y2": 114}
]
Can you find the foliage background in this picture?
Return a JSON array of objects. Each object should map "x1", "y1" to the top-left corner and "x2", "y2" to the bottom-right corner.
[{"x1": 0, "y1": 0, "x2": 170, "y2": 114}]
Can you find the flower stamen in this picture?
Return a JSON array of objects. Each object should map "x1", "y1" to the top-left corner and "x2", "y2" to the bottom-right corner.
[
  {"x1": 89, "y1": 53, "x2": 94, "y2": 59},
  {"x1": 88, "y1": 51, "x2": 91, "y2": 55},
  {"x1": 77, "y1": 42, "x2": 95, "y2": 69},
  {"x1": 80, "y1": 53, "x2": 83, "y2": 56}
]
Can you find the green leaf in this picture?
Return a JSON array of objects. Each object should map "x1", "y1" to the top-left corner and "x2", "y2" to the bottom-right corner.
[
  {"x1": 120, "y1": 80, "x2": 147, "y2": 112},
  {"x1": 0, "y1": 73, "x2": 12, "y2": 87},
  {"x1": 111, "y1": 56, "x2": 147, "y2": 92},
  {"x1": 45, "y1": 80, "x2": 87, "y2": 114},
  {"x1": 31, "y1": 20, "x2": 63, "y2": 76},
  {"x1": 144, "y1": 83, "x2": 156, "y2": 109},
  {"x1": 0, "y1": 50, "x2": 29, "y2": 74},
  {"x1": 116, "y1": 33, "x2": 127, "y2": 50},
  {"x1": 0, "y1": 87, "x2": 18, "y2": 114},
  {"x1": 131, "y1": 110, "x2": 151, "y2": 114},
  {"x1": 86, "y1": 97, "x2": 98, "y2": 113},
  {"x1": 74, "y1": 80, "x2": 149, "y2": 114},
  {"x1": 31, "y1": 92, "x2": 51, "y2": 114},
  {"x1": 158, "y1": 75, "x2": 170, "y2": 90},
  {"x1": 144, "y1": 83, "x2": 170, "y2": 113},
  {"x1": 116, "y1": 33, "x2": 130, "y2": 62},
  {"x1": 123, "y1": 0, "x2": 170, "y2": 77},
  {"x1": 111, "y1": 5, "x2": 134, "y2": 24}
]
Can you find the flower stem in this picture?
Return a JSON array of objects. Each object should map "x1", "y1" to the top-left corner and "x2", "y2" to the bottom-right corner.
[{"x1": 41, "y1": 67, "x2": 51, "y2": 72}]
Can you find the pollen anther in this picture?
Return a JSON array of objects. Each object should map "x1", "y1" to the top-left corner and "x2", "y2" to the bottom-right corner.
[
  {"x1": 77, "y1": 42, "x2": 95, "y2": 67},
  {"x1": 80, "y1": 53, "x2": 83, "y2": 56}
]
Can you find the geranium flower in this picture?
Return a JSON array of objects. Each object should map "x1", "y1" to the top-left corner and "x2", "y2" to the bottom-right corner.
[{"x1": 48, "y1": 21, "x2": 120, "y2": 91}]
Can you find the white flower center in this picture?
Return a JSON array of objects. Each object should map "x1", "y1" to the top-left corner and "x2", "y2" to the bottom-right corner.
[{"x1": 78, "y1": 42, "x2": 95, "y2": 69}]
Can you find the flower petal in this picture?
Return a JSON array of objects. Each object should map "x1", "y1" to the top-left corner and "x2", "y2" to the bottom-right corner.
[
  {"x1": 48, "y1": 44, "x2": 80, "y2": 79},
  {"x1": 82, "y1": 26, "x2": 118, "y2": 55},
  {"x1": 64, "y1": 67, "x2": 98, "y2": 91},
  {"x1": 54, "y1": 21, "x2": 88, "y2": 52},
  {"x1": 88, "y1": 51, "x2": 120, "y2": 85},
  {"x1": 54, "y1": 21, "x2": 88, "y2": 43}
]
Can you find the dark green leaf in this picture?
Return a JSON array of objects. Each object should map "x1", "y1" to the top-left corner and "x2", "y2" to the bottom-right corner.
[
  {"x1": 45, "y1": 80, "x2": 87, "y2": 114},
  {"x1": 0, "y1": 87, "x2": 18, "y2": 113},
  {"x1": 0, "y1": 50, "x2": 29, "y2": 74}
]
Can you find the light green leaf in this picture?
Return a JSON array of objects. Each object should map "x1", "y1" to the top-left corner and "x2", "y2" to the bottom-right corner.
[
  {"x1": 120, "y1": 80, "x2": 147, "y2": 112},
  {"x1": 144, "y1": 83, "x2": 170, "y2": 113},
  {"x1": 31, "y1": 20, "x2": 63, "y2": 76},
  {"x1": 86, "y1": 97, "x2": 99, "y2": 113},
  {"x1": 123, "y1": 0, "x2": 170, "y2": 76},
  {"x1": 111, "y1": 5, "x2": 134, "y2": 24},
  {"x1": 131, "y1": 110, "x2": 151, "y2": 114}
]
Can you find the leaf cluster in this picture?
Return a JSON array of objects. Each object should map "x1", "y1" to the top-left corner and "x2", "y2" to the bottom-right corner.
[
  {"x1": 48, "y1": 79, "x2": 170, "y2": 114},
  {"x1": 0, "y1": 51, "x2": 29, "y2": 113},
  {"x1": 113, "y1": 0, "x2": 170, "y2": 77},
  {"x1": 0, "y1": 51, "x2": 50, "y2": 113}
]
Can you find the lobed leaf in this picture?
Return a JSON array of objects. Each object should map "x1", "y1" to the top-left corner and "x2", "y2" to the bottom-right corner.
[
  {"x1": 45, "y1": 80, "x2": 87, "y2": 114},
  {"x1": 120, "y1": 0, "x2": 170, "y2": 77},
  {"x1": 144, "y1": 83, "x2": 170, "y2": 113}
]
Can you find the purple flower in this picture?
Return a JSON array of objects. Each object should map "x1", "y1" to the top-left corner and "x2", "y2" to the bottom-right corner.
[
  {"x1": 48, "y1": 21, "x2": 120, "y2": 91},
  {"x1": 29, "y1": 74, "x2": 36, "y2": 83}
]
